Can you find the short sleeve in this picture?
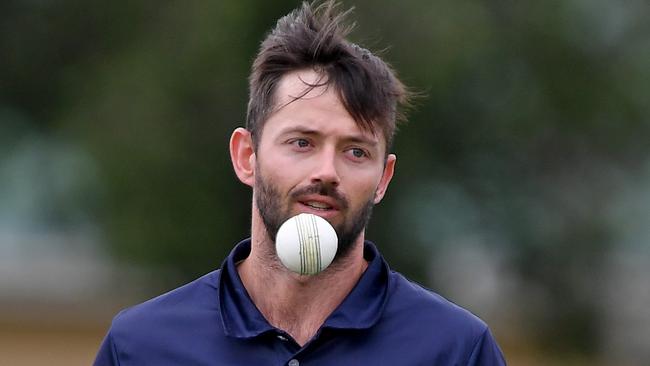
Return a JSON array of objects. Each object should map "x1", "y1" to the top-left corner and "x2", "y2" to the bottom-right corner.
[{"x1": 466, "y1": 327, "x2": 507, "y2": 365}]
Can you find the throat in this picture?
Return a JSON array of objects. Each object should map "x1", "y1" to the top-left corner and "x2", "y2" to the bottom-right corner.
[
  {"x1": 237, "y1": 244, "x2": 368, "y2": 346},
  {"x1": 270, "y1": 308, "x2": 327, "y2": 346},
  {"x1": 236, "y1": 229, "x2": 369, "y2": 346},
  {"x1": 259, "y1": 274, "x2": 344, "y2": 346}
]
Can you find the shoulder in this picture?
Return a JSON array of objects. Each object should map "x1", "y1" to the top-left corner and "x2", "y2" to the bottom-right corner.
[
  {"x1": 375, "y1": 271, "x2": 505, "y2": 364},
  {"x1": 109, "y1": 269, "x2": 222, "y2": 341},
  {"x1": 385, "y1": 270, "x2": 488, "y2": 339},
  {"x1": 96, "y1": 270, "x2": 227, "y2": 365}
]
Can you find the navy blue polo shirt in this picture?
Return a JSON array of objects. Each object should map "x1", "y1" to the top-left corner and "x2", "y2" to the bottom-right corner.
[{"x1": 95, "y1": 239, "x2": 506, "y2": 365}]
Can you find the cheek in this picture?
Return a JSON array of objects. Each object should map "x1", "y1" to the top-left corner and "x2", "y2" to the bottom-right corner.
[
  {"x1": 257, "y1": 159, "x2": 304, "y2": 194},
  {"x1": 343, "y1": 171, "x2": 382, "y2": 203}
]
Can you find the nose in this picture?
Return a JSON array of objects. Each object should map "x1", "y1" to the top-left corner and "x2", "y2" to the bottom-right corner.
[{"x1": 310, "y1": 148, "x2": 340, "y2": 187}]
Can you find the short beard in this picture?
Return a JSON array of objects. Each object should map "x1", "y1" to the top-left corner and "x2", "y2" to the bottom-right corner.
[{"x1": 255, "y1": 169, "x2": 375, "y2": 263}]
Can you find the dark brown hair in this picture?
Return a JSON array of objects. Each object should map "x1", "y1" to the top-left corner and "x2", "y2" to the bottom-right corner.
[{"x1": 246, "y1": 0, "x2": 411, "y2": 151}]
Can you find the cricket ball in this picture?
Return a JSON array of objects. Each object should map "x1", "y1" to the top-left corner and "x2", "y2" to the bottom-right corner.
[{"x1": 275, "y1": 213, "x2": 338, "y2": 275}]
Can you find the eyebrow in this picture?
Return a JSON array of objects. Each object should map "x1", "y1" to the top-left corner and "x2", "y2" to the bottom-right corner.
[
  {"x1": 278, "y1": 126, "x2": 379, "y2": 147},
  {"x1": 277, "y1": 126, "x2": 320, "y2": 137}
]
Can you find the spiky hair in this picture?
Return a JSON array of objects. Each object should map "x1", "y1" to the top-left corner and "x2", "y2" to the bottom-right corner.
[{"x1": 246, "y1": 0, "x2": 410, "y2": 150}]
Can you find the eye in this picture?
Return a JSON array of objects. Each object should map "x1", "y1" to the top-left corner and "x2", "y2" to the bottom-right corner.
[
  {"x1": 351, "y1": 148, "x2": 366, "y2": 158},
  {"x1": 346, "y1": 147, "x2": 369, "y2": 161},
  {"x1": 289, "y1": 138, "x2": 311, "y2": 149}
]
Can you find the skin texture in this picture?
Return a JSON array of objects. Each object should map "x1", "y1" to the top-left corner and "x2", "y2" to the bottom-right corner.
[{"x1": 229, "y1": 69, "x2": 396, "y2": 345}]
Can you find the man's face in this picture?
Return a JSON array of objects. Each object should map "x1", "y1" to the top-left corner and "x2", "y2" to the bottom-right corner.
[{"x1": 252, "y1": 69, "x2": 395, "y2": 260}]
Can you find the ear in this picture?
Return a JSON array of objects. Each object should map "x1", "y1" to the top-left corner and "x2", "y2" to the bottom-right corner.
[
  {"x1": 374, "y1": 154, "x2": 396, "y2": 204},
  {"x1": 229, "y1": 127, "x2": 256, "y2": 187}
]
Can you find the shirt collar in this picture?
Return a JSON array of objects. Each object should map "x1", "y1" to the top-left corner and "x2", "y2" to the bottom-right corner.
[{"x1": 218, "y1": 238, "x2": 390, "y2": 338}]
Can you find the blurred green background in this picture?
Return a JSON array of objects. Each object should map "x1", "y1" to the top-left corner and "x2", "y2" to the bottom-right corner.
[{"x1": 1, "y1": 0, "x2": 649, "y2": 364}]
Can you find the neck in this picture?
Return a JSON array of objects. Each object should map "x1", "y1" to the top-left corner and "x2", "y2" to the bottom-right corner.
[{"x1": 237, "y1": 210, "x2": 368, "y2": 346}]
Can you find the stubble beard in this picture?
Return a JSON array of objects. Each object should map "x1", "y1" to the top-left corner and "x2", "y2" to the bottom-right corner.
[{"x1": 254, "y1": 168, "x2": 375, "y2": 265}]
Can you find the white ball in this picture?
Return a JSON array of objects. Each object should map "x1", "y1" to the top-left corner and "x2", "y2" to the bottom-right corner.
[{"x1": 275, "y1": 213, "x2": 338, "y2": 275}]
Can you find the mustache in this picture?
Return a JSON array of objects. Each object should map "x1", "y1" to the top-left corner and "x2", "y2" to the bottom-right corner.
[{"x1": 290, "y1": 182, "x2": 349, "y2": 210}]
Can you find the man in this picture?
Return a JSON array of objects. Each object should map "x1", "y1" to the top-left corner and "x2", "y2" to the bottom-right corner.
[{"x1": 95, "y1": 1, "x2": 506, "y2": 365}]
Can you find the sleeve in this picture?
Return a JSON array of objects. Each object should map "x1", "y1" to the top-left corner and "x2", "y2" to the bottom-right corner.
[
  {"x1": 466, "y1": 327, "x2": 507, "y2": 366},
  {"x1": 93, "y1": 329, "x2": 121, "y2": 366}
]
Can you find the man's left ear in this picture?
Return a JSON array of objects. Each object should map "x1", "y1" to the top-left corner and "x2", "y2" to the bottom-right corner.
[{"x1": 374, "y1": 154, "x2": 396, "y2": 204}]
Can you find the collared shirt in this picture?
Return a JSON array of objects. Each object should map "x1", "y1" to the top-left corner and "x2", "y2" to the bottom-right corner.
[{"x1": 95, "y1": 239, "x2": 506, "y2": 365}]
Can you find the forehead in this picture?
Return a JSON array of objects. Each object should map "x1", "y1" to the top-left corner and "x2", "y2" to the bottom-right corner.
[
  {"x1": 274, "y1": 69, "x2": 334, "y2": 106},
  {"x1": 263, "y1": 70, "x2": 377, "y2": 139},
  {"x1": 263, "y1": 69, "x2": 385, "y2": 143}
]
